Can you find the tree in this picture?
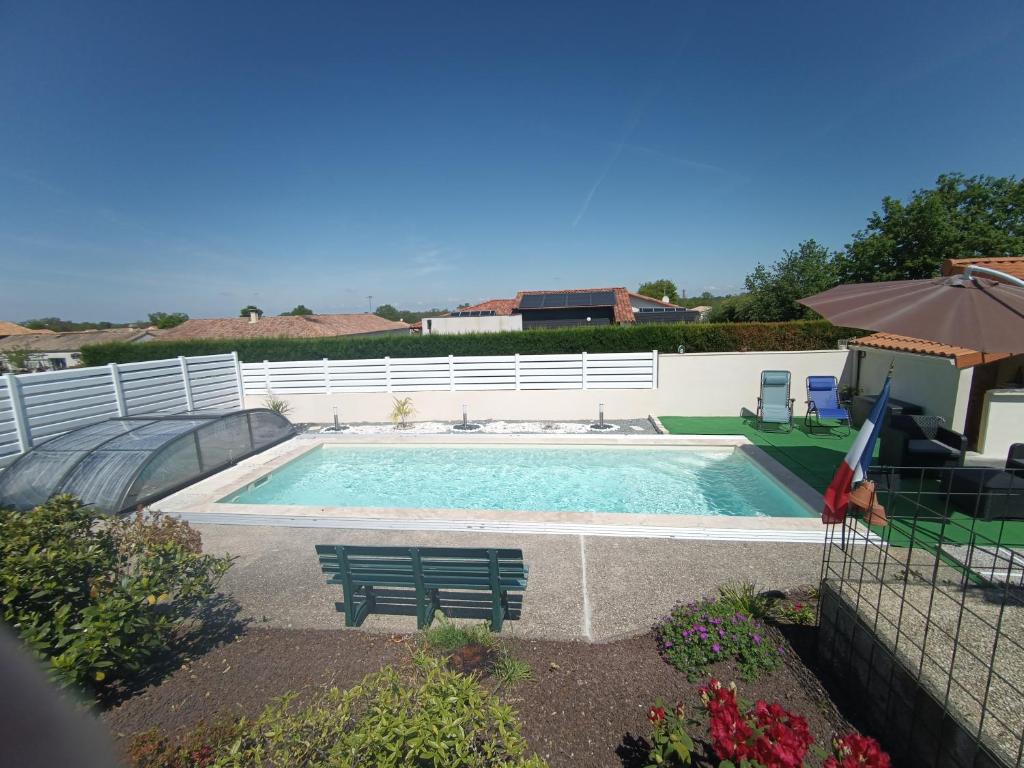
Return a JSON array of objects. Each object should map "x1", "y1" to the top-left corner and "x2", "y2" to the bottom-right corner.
[
  {"x1": 3, "y1": 346, "x2": 33, "y2": 372},
  {"x1": 147, "y1": 312, "x2": 189, "y2": 329},
  {"x1": 239, "y1": 305, "x2": 263, "y2": 318},
  {"x1": 374, "y1": 304, "x2": 401, "y2": 321},
  {"x1": 837, "y1": 173, "x2": 1024, "y2": 282},
  {"x1": 637, "y1": 279, "x2": 681, "y2": 305},
  {"x1": 281, "y1": 305, "x2": 314, "y2": 316},
  {"x1": 740, "y1": 239, "x2": 839, "y2": 322}
]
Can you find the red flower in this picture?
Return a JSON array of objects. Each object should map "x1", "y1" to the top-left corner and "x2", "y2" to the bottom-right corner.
[
  {"x1": 647, "y1": 705, "x2": 666, "y2": 723},
  {"x1": 824, "y1": 733, "x2": 891, "y2": 768},
  {"x1": 701, "y1": 678, "x2": 813, "y2": 768}
]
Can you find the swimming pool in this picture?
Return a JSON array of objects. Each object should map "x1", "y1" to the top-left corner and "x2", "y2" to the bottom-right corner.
[{"x1": 222, "y1": 444, "x2": 811, "y2": 518}]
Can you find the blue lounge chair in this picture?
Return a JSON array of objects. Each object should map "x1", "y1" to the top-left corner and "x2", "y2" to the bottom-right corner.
[
  {"x1": 757, "y1": 370, "x2": 794, "y2": 431},
  {"x1": 805, "y1": 376, "x2": 851, "y2": 435}
]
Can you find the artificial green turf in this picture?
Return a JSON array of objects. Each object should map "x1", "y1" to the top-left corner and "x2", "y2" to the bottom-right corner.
[{"x1": 658, "y1": 415, "x2": 1024, "y2": 548}]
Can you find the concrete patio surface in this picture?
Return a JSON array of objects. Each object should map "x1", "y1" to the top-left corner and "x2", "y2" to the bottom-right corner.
[{"x1": 195, "y1": 522, "x2": 823, "y2": 642}]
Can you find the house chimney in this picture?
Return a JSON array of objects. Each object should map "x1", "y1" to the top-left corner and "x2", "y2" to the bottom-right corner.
[{"x1": 249, "y1": 311, "x2": 259, "y2": 324}]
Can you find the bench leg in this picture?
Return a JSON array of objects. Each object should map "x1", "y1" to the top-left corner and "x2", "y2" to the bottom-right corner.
[
  {"x1": 351, "y1": 586, "x2": 375, "y2": 627},
  {"x1": 490, "y1": 590, "x2": 507, "y2": 632},
  {"x1": 417, "y1": 589, "x2": 442, "y2": 629}
]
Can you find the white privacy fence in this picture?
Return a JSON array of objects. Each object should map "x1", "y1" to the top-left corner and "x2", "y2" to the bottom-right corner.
[
  {"x1": 241, "y1": 351, "x2": 659, "y2": 395},
  {"x1": 0, "y1": 353, "x2": 243, "y2": 467}
]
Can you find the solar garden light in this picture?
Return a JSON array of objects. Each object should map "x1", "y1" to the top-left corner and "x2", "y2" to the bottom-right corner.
[
  {"x1": 590, "y1": 401, "x2": 614, "y2": 431},
  {"x1": 452, "y1": 402, "x2": 481, "y2": 431},
  {"x1": 326, "y1": 405, "x2": 348, "y2": 432}
]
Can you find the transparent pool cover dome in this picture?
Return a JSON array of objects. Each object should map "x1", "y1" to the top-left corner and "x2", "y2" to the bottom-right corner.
[{"x1": 0, "y1": 409, "x2": 294, "y2": 514}]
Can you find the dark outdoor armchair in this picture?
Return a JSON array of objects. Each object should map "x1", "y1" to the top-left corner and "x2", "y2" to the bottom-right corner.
[
  {"x1": 943, "y1": 443, "x2": 1024, "y2": 521},
  {"x1": 879, "y1": 414, "x2": 966, "y2": 474}
]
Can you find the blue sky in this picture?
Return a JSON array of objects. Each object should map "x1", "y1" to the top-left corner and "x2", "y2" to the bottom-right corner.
[{"x1": 1, "y1": 2, "x2": 1023, "y2": 322}]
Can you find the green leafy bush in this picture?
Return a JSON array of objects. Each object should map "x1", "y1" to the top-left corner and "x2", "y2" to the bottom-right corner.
[
  {"x1": 129, "y1": 653, "x2": 547, "y2": 767},
  {"x1": 657, "y1": 597, "x2": 782, "y2": 681},
  {"x1": 81, "y1": 320, "x2": 858, "y2": 365},
  {"x1": 0, "y1": 496, "x2": 232, "y2": 695}
]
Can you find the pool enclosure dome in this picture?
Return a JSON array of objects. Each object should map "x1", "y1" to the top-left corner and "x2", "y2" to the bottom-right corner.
[{"x1": 0, "y1": 409, "x2": 294, "y2": 514}]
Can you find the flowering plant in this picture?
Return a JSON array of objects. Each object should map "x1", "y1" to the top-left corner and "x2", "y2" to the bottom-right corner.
[
  {"x1": 823, "y1": 733, "x2": 891, "y2": 768},
  {"x1": 700, "y1": 678, "x2": 813, "y2": 768},
  {"x1": 644, "y1": 700, "x2": 695, "y2": 767},
  {"x1": 657, "y1": 598, "x2": 782, "y2": 681}
]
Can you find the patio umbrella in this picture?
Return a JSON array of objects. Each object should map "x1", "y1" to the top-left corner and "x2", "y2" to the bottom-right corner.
[{"x1": 798, "y1": 266, "x2": 1024, "y2": 354}]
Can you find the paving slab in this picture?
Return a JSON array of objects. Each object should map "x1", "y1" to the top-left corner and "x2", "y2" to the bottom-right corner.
[
  {"x1": 196, "y1": 524, "x2": 586, "y2": 641},
  {"x1": 582, "y1": 537, "x2": 823, "y2": 640},
  {"x1": 195, "y1": 523, "x2": 825, "y2": 643}
]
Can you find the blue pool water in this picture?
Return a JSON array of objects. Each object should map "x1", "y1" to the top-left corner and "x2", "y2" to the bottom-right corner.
[{"x1": 223, "y1": 445, "x2": 810, "y2": 517}]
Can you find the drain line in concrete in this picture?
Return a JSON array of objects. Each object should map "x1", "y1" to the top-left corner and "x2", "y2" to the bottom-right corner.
[{"x1": 579, "y1": 535, "x2": 593, "y2": 641}]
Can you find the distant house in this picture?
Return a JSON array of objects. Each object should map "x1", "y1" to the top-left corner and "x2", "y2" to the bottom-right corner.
[
  {"x1": 421, "y1": 288, "x2": 700, "y2": 334},
  {"x1": 0, "y1": 321, "x2": 53, "y2": 339},
  {"x1": 158, "y1": 312, "x2": 410, "y2": 341},
  {"x1": 0, "y1": 328, "x2": 159, "y2": 371}
]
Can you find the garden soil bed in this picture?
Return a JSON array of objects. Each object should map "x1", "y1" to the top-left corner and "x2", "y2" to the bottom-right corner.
[{"x1": 104, "y1": 624, "x2": 855, "y2": 768}]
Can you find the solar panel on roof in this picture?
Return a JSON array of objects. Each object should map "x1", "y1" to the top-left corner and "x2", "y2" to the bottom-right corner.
[
  {"x1": 589, "y1": 290, "x2": 616, "y2": 306},
  {"x1": 541, "y1": 292, "x2": 569, "y2": 308},
  {"x1": 518, "y1": 294, "x2": 545, "y2": 309}
]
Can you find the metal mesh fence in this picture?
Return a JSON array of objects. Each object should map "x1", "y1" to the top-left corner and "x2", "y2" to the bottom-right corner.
[{"x1": 820, "y1": 465, "x2": 1024, "y2": 767}]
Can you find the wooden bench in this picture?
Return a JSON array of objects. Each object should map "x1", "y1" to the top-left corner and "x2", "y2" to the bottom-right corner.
[{"x1": 314, "y1": 545, "x2": 529, "y2": 631}]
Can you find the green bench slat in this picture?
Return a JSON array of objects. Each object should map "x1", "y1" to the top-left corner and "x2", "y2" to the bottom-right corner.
[
  {"x1": 315, "y1": 544, "x2": 524, "y2": 559},
  {"x1": 315, "y1": 543, "x2": 528, "y2": 632}
]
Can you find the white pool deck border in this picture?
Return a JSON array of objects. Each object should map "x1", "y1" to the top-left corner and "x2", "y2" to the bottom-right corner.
[{"x1": 158, "y1": 430, "x2": 833, "y2": 543}]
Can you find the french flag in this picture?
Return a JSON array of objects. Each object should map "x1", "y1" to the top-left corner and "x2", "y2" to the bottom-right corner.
[{"x1": 822, "y1": 375, "x2": 892, "y2": 524}]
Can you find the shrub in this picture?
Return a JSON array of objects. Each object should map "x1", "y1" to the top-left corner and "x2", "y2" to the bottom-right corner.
[
  {"x1": 129, "y1": 653, "x2": 548, "y2": 767},
  {"x1": 657, "y1": 597, "x2": 782, "y2": 681},
  {"x1": 0, "y1": 496, "x2": 232, "y2": 695},
  {"x1": 262, "y1": 392, "x2": 291, "y2": 416},
  {"x1": 390, "y1": 395, "x2": 415, "y2": 428},
  {"x1": 492, "y1": 648, "x2": 533, "y2": 687},
  {"x1": 716, "y1": 581, "x2": 778, "y2": 621},
  {"x1": 81, "y1": 320, "x2": 858, "y2": 365},
  {"x1": 422, "y1": 612, "x2": 496, "y2": 653}
]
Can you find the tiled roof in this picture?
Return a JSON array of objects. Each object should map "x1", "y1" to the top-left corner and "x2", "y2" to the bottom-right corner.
[
  {"x1": 514, "y1": 287, "x2": 636, "y2": 323},
  {"x1": 453, "y1": 299, "x2": 518, "y2": 316},
  {"x1": 0, "y1": 328, "x2": 154, "y2": 352},
  {"x1": 158, "y1": 314, "x2": 409, "y2": 340},
  {"x1": 0, "y1": 321, "x2": 52, "y2": 337},
  {"x1": 942, "y1": 256, "x2": 1024, "y2": 281},
  {"x1": 851, "y1": 332, "x2": 1011, "y2": 369}
]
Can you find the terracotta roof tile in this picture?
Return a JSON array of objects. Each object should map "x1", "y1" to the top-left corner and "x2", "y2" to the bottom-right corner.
[
  {"x1": 452, "y1": 299, "x2": 518, "y2": 316},
  {"x1": 158, "y1": 314, "x2": 409, "y2": 341},
  {"x1": 0, "y1": 321, "x2": 52, "y2": 336},
  {"x1": 942, "y1": 256, "x2": 1024, "y2": 281},
  {"x1": 0, "y1": 328, "x2": 155, "y2": 352},
  {"x1": 851, "y1": 332, "x2": 1011, "y2": 369}
]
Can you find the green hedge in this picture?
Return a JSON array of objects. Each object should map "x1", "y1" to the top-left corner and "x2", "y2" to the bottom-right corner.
[{"x1": 81, "y1": 320, "x2": 857, "y2": 365}]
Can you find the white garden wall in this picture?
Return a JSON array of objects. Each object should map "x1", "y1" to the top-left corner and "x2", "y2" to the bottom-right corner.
[
  {"x1": 242, "y1": 350, "x2": 854, "y2": 423},
  {"x1": 976, "y1": 389, "x2": 1024, "y2": 459},
  {"x1": 853, "y1": 346, "x2": 973, "y2": 432}
]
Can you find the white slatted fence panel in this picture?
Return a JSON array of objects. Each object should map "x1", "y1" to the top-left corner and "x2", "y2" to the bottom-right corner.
[
  {"x1": 239, "y1": 351, "x2": 657, "y2": 395},
  {"x1": 0, "y1": 354, "x2": 242, "y2": 467}
]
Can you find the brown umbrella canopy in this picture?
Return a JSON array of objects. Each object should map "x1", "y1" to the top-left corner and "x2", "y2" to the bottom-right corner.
[{"x1": 799, "y1": 273, "x2": 1024, "y2": 354}]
